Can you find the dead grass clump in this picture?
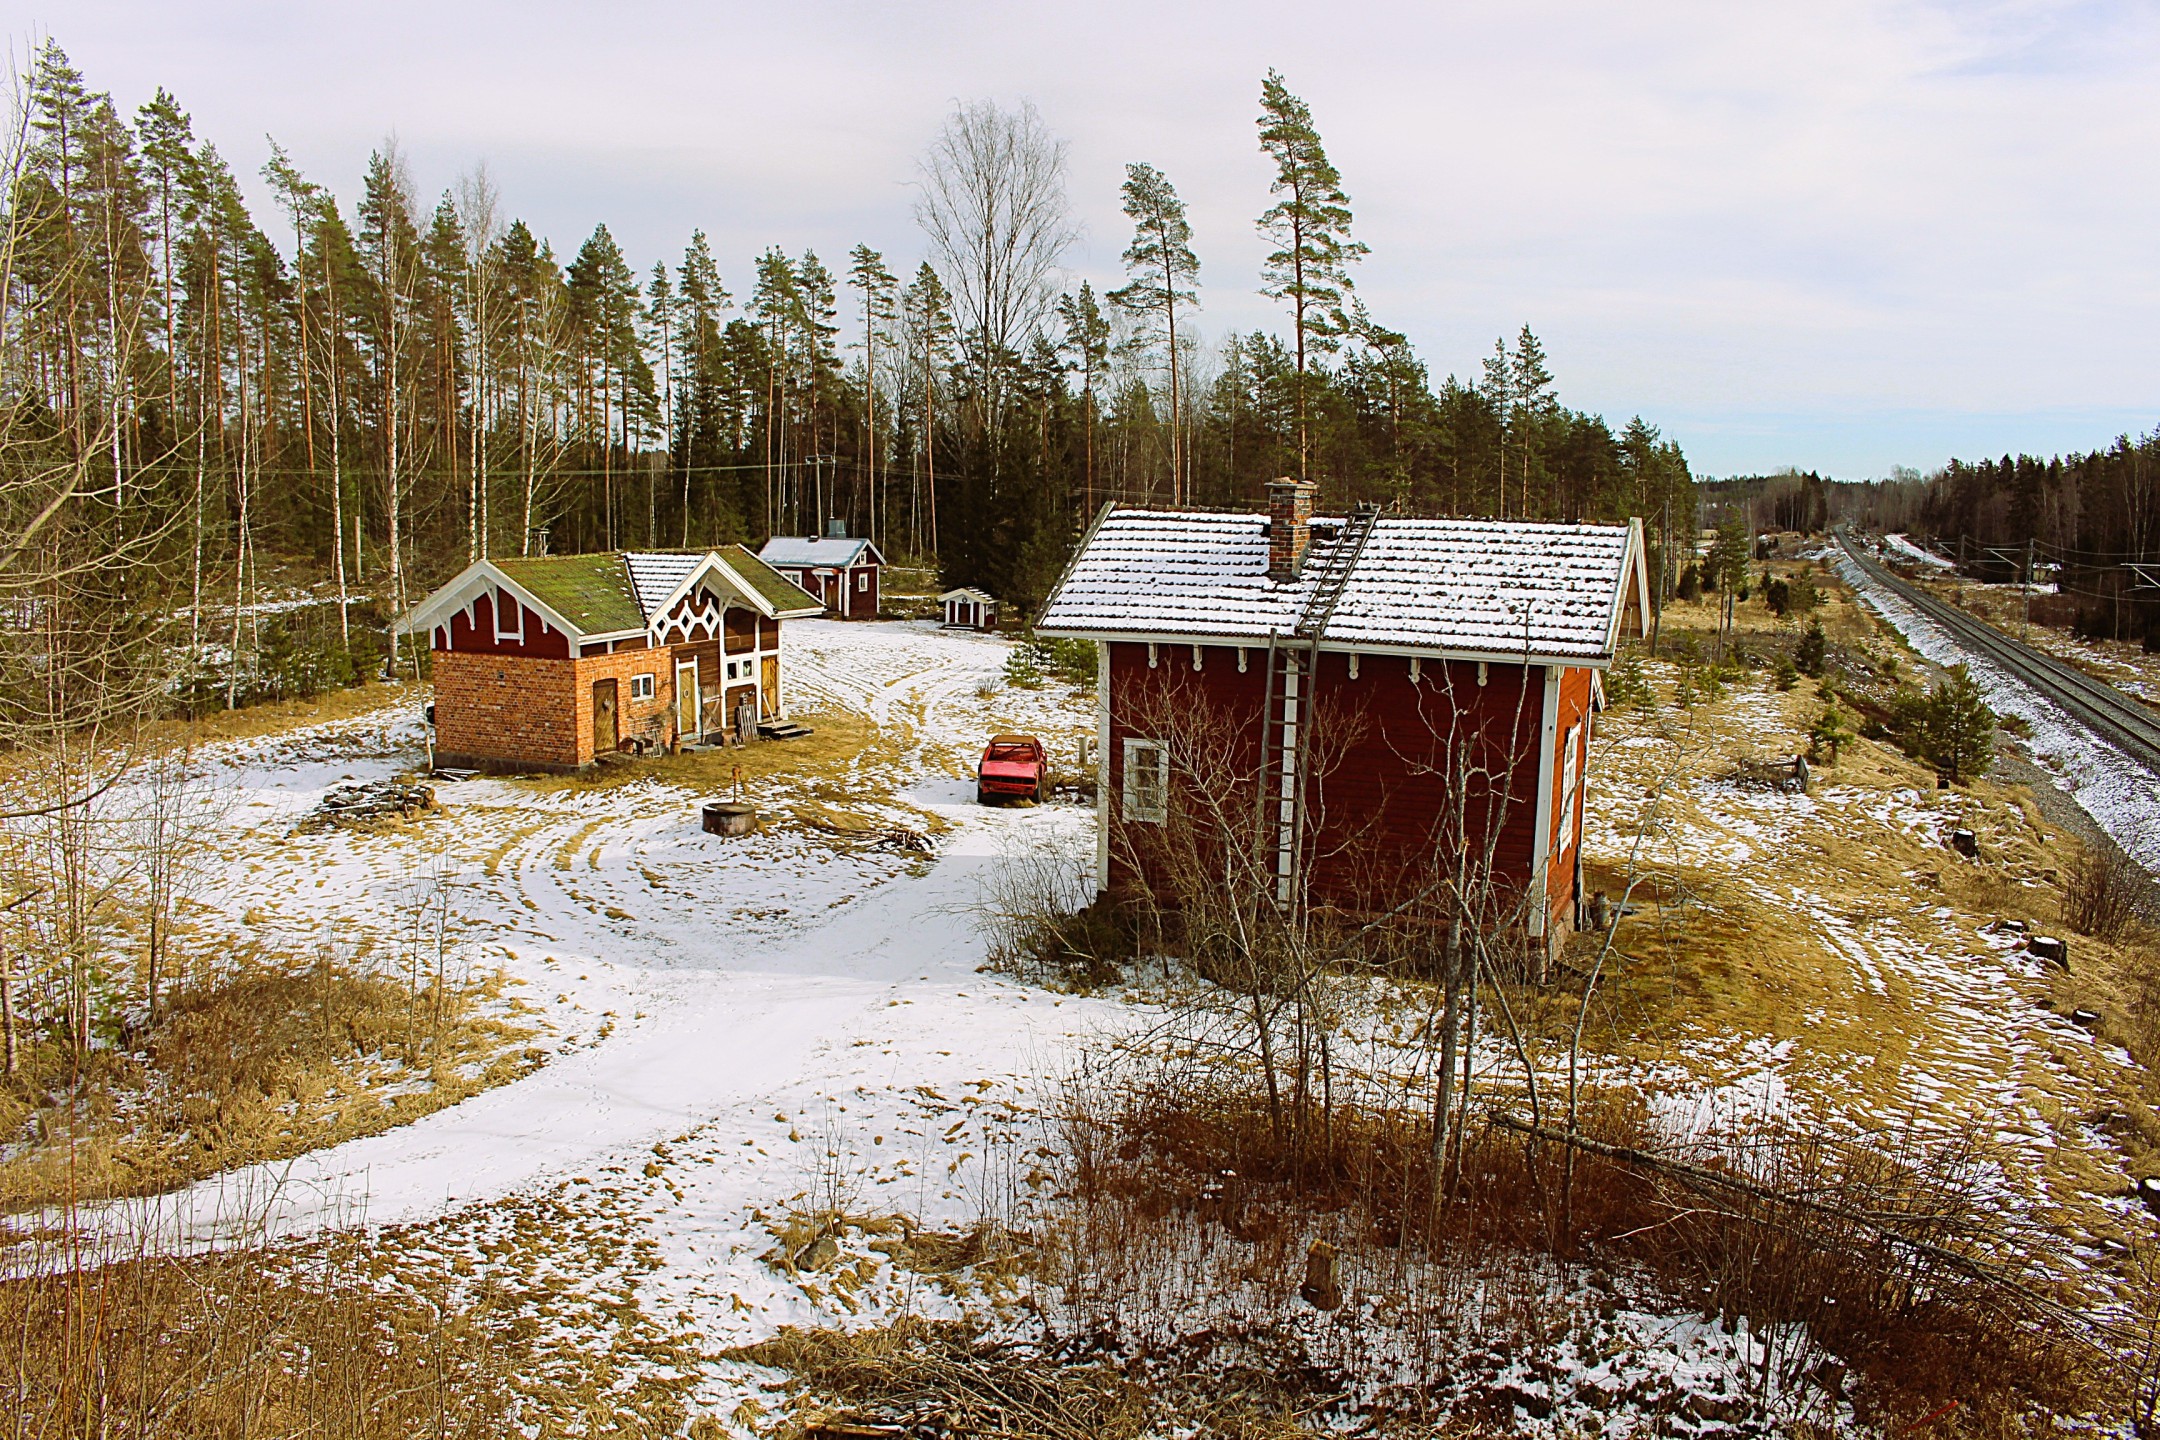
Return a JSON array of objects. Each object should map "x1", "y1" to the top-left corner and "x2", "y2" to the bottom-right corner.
[
  {"x1": 724, "y1": 1316, "x2": 1348, "y2": 1440},
  {"x1": 974, "y1": 829, "x2": 1129, "y2": 989},
  {"x1": 2062, "y1": 840, "x2": 2147, "y2": 942},
  {"x1": 0, "y1": 956, "x2": 538, "y2": 1211},
  {"x1": 0, "y1": 1241, "x2": 518, "y2": 1439},
  {"x1": 1049, "y1": 1062, "x2": 2111, "y2": 1433}
]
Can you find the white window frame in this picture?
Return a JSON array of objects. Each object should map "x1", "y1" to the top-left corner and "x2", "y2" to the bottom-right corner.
[
  {"x1": 856, "y1": 571, "x2": 869, "y2": 592},
  {"x1": 629, "y1": 672, "x2": 656, "y2": 702},
  {"x1": 1122, "y1": 738, "x2": 1168, "y2": 825},
  {"x1": 1559, "y1": 721, "x2": 1582, "y2": 843},
  {"x1": 492, "y1": 587, "x2": 524, "y2": 642}
]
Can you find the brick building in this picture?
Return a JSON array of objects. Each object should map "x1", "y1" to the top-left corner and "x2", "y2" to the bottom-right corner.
[
  {"x1": 397, "y1": 548, "x2": 824, "y2": 773},
  {"x1": 1035, "y1": 481, "x2": 1649, "y2": 949}
]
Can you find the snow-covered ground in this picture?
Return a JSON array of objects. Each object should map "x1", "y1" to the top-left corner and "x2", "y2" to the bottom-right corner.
[
  {"x1": 41, "y1": 613, "x2": 2144, "y2": 1432},
  {"x1": 1882, "y1": 532, "x2": 1955, "y2": 570},
  {"x1": 1835, "y1": 550, "x2": 2160, "y2": 866},
  {"x1": 93, "y1": 623, "x2": 1114, "y2": 1271}
]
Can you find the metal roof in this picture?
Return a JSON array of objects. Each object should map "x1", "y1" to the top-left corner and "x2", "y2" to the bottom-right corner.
[
  {"x1": 1036, "y1": 509, "x2": 1646, "y2": 663},
  {"x1": 756, "y1": 536, "x2": 884, "y2": 569}
]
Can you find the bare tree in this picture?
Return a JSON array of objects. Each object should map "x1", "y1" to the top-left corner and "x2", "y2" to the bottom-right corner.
[{"x1": 914, "y1": 99, "x2": 1078, "y2": 430}]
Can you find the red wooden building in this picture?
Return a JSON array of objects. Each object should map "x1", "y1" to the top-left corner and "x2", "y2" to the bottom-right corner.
[
  {"x1": 1036, "y1": 480, "x2": 1648, "y2": 949},
  {"x1": 756, "y1": 528, "x2": 886, "y2": 620},
  {"x1": 397, "y1": 548, "x2": 823, "y2": 773}
]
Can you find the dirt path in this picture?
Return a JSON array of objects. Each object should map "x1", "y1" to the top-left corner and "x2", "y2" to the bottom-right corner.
[{"x1": 91, "y1": 622, "x2": 1104, "y2": 1255}]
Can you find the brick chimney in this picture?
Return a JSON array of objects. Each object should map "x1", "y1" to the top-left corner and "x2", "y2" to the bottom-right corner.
[{"x1": 1267, "y1": 477, "x2": 1318, "y2": 582}]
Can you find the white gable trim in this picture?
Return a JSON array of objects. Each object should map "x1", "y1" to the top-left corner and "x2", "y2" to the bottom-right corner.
[{"x1": 396, "y1": 559, "x2": 586, "y2": 643}]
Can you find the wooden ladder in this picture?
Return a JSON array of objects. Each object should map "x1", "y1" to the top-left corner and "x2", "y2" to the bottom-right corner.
[{"x1": 1260, "y1": 504, "x2": 1382, "y2": 908}]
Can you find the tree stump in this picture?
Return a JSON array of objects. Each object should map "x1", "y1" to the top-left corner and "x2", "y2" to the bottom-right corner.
[{"x1": 1298, "y1": 1239, "x2": 1342, "y2": 1310}]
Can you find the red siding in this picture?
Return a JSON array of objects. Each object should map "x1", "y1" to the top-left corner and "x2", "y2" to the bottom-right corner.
[
  {"x1": 437, "y1": 590, "x2": 571, "y2": 659},
  {"x1": 1541, "y1": 665, "x2": 1597, "y2": 927},
  {"x1": 1104, "y1": 641, "x2": 1561, "y2": 926}
]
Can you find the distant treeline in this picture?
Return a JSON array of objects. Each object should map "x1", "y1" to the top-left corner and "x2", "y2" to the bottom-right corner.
[
  {"x1": 5, "y1": 41, "x2": 1698, "y2": 700},
  {"x1": 1841, "y1": 429, "x2": 2160, "y2": 644}
]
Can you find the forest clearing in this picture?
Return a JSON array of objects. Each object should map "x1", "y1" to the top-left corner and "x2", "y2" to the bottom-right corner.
[
  {"x1": 9, "y1": 577, "x2": 2160, "y2": 1436},
  {"x1": 8, "y1": 19, "x2": 2160, "y2": 1440}
]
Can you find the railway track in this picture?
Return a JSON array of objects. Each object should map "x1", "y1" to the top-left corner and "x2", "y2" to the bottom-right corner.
[{"x1": 1835, "y1": 530, "x2": 2160, "y2": 777}]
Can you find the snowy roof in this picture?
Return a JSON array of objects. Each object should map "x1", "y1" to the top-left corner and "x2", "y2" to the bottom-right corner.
[
  {"x1": 757, "y1": 536, "x2": 885, "y2": 569},
  {"x1": 1036, "y1": 509, "x2": 1647, "y2": 663},
  {"x1": 625, "y1": 552, "x2": 699, "y2": 614},
  {"x1": 940, "y1": 587, "x2": 996, "y2": 605},
  {"x1": 398, "y1": 548, "x2": 821, "y2": 638}
]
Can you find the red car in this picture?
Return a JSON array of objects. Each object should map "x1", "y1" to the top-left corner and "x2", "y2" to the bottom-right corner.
[{"x1": 976, "y1": 734, "x2": 1047, "y2": 803}]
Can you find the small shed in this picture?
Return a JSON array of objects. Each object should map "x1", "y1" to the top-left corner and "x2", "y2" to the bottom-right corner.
[
  {"x1": 939, "y1": 587, "x2": 999, "y2": 631},
  {"x1": 756, "y1": 525, "x2": 887, "y2": 620}
]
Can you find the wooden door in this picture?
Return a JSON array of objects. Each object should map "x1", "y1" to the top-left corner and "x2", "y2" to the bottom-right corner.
[
  {"x1": 592, "y1": 678, "x2": 618, "y2": 755},
  {"x1": 760, "y1": 655, "x2": 779, "y2": 717},
  {"x1": 675, "y1": 660, "x2": 699, "y2": 739}
]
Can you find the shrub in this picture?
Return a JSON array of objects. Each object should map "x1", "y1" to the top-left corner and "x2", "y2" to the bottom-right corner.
[
  {"x1": 1809, "y1": 701, "x2": 1855, "y2": 763},
  {"x1": 1795, "y1": 617, "x2": 1828, "y2": 676},
  {"x1": 1676, "y1": 562, "x2": 1701, "y2": 603},
  {"x1": 2063, "y1": 841, "x2": 2142, "y2": 942},
  {"x1": 1009, "y1": 634, "x2": 1097, "y2": 689},
  {"x1": 1604, "y1": 652, "x2": 1654, "y2": 711},
  {"x1": 1773, "y1": 653, "x2": 1798, "y2": 691}
]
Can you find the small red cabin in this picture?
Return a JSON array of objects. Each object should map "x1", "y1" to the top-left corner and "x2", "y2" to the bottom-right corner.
[
  {"x1": 1036, "y1": 482, "x2": 1649, "y2": 950},
  {"x1": 396, "y1": 548, "x2": 824, "y2": 773},
  {"x1": 757, "y1": 530, "x2": 886, "y2": 620}
]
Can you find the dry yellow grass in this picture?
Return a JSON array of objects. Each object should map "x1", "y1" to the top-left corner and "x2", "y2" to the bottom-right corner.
[
  {"x1": 0, "y1": 955, "x2": 540, "y2": 1213},
  {"x1": 1570, "y1": 567, "x2": 2160, "y2": 1266},
  {"x1": 161, "y1": 679, "x2": 423, "y2": 745}
]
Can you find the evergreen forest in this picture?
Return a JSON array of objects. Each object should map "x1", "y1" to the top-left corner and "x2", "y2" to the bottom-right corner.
[{"x1": 3, "y1": 41, "x2": 1699, "y2": 703}]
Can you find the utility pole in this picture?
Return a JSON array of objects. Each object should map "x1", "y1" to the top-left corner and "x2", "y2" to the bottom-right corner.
[{"x1": 2025, "y1": 537, "x2": 2035, "y2": 637}]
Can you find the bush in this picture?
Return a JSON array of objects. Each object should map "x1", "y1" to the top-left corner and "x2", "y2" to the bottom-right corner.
[
  {"x1": 1009, "y1": 633, "x2": 1097, "y2": 690},
  {"x1": 1773, "y1": 653, "x2": 1798, "y2": 691},
  {"x1": 2063, "y1": 841, "x2": 2142, "y2": 942},
  {"x1": 1676, "y1": 562, "x2": 1701, "y2": 603},
  {"x1": 1604, "y1": 652, "x2": 1654, "y2": 711},
  {"x1": 1763, "y1": 575, "x2": 1791, "y2": 617},
  {"x1": 1795, "y1": 618, "x2": 1828, "y2": 676},
  {"x1": 1809, "y1": 701, "x2": 1855, "y2": 763}
]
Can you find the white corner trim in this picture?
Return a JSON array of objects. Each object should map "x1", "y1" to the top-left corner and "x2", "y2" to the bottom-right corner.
[
  {"x1": 1094, "y1": 641, "x2": 1112, "y2": 892},
  {"x1": 1527, "y1": 664, "x2": 1561, "y2": 938}
]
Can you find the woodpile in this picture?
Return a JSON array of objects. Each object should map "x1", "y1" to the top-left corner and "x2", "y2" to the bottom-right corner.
[{"x1": 301, "y1": 779, "x2": 436, "y2": 831}]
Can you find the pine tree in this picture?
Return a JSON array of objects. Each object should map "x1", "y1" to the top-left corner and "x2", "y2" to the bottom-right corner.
[
  {"x1": 1923, "y1": 667, "x2": 1996, "y2": 783},
  {"x1": 1256, "y1": 69, "x2": 1365, "y2": 483},
  {"x1": 1107, "y1": 162, "x2": 1200, "y2": 505},
  {"x1": 1056, "y1": 283, "x2": 1110, "y2": 513},
  {"x1": 900, "y1": 263, "x2": 955, "y2": 558},
  {"x1": 847, "y1": 244, "x2": 898, "y2": 547},
  {"x1": 1511, "y1": 326, "x2": 1555, "y2": 516}
]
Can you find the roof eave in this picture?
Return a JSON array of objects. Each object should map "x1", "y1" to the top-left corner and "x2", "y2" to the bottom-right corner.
[{"x1": 1032, "y1": 623, "x2": 1613, "y2": 669}]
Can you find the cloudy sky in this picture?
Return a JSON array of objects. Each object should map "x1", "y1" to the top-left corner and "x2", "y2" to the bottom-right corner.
[{"x1": 15, "y1": 0, "x2": 2160, "y2": 477}]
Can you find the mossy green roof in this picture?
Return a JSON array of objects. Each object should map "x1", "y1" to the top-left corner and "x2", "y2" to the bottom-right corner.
[
  {"x1": 491, "y1": 554, "x2": 642, "y2": 634},
  {"x1": 722, "y1": 545, "x2": 825, "y2": 616}
]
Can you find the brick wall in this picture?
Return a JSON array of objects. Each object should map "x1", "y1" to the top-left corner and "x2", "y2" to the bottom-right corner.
[
  {"x1": 433, "y1": 650, "x2": 581, "y2": 771},
  {"x1": 572, "y1": 647, "x2": 680, "y2": 763}
]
